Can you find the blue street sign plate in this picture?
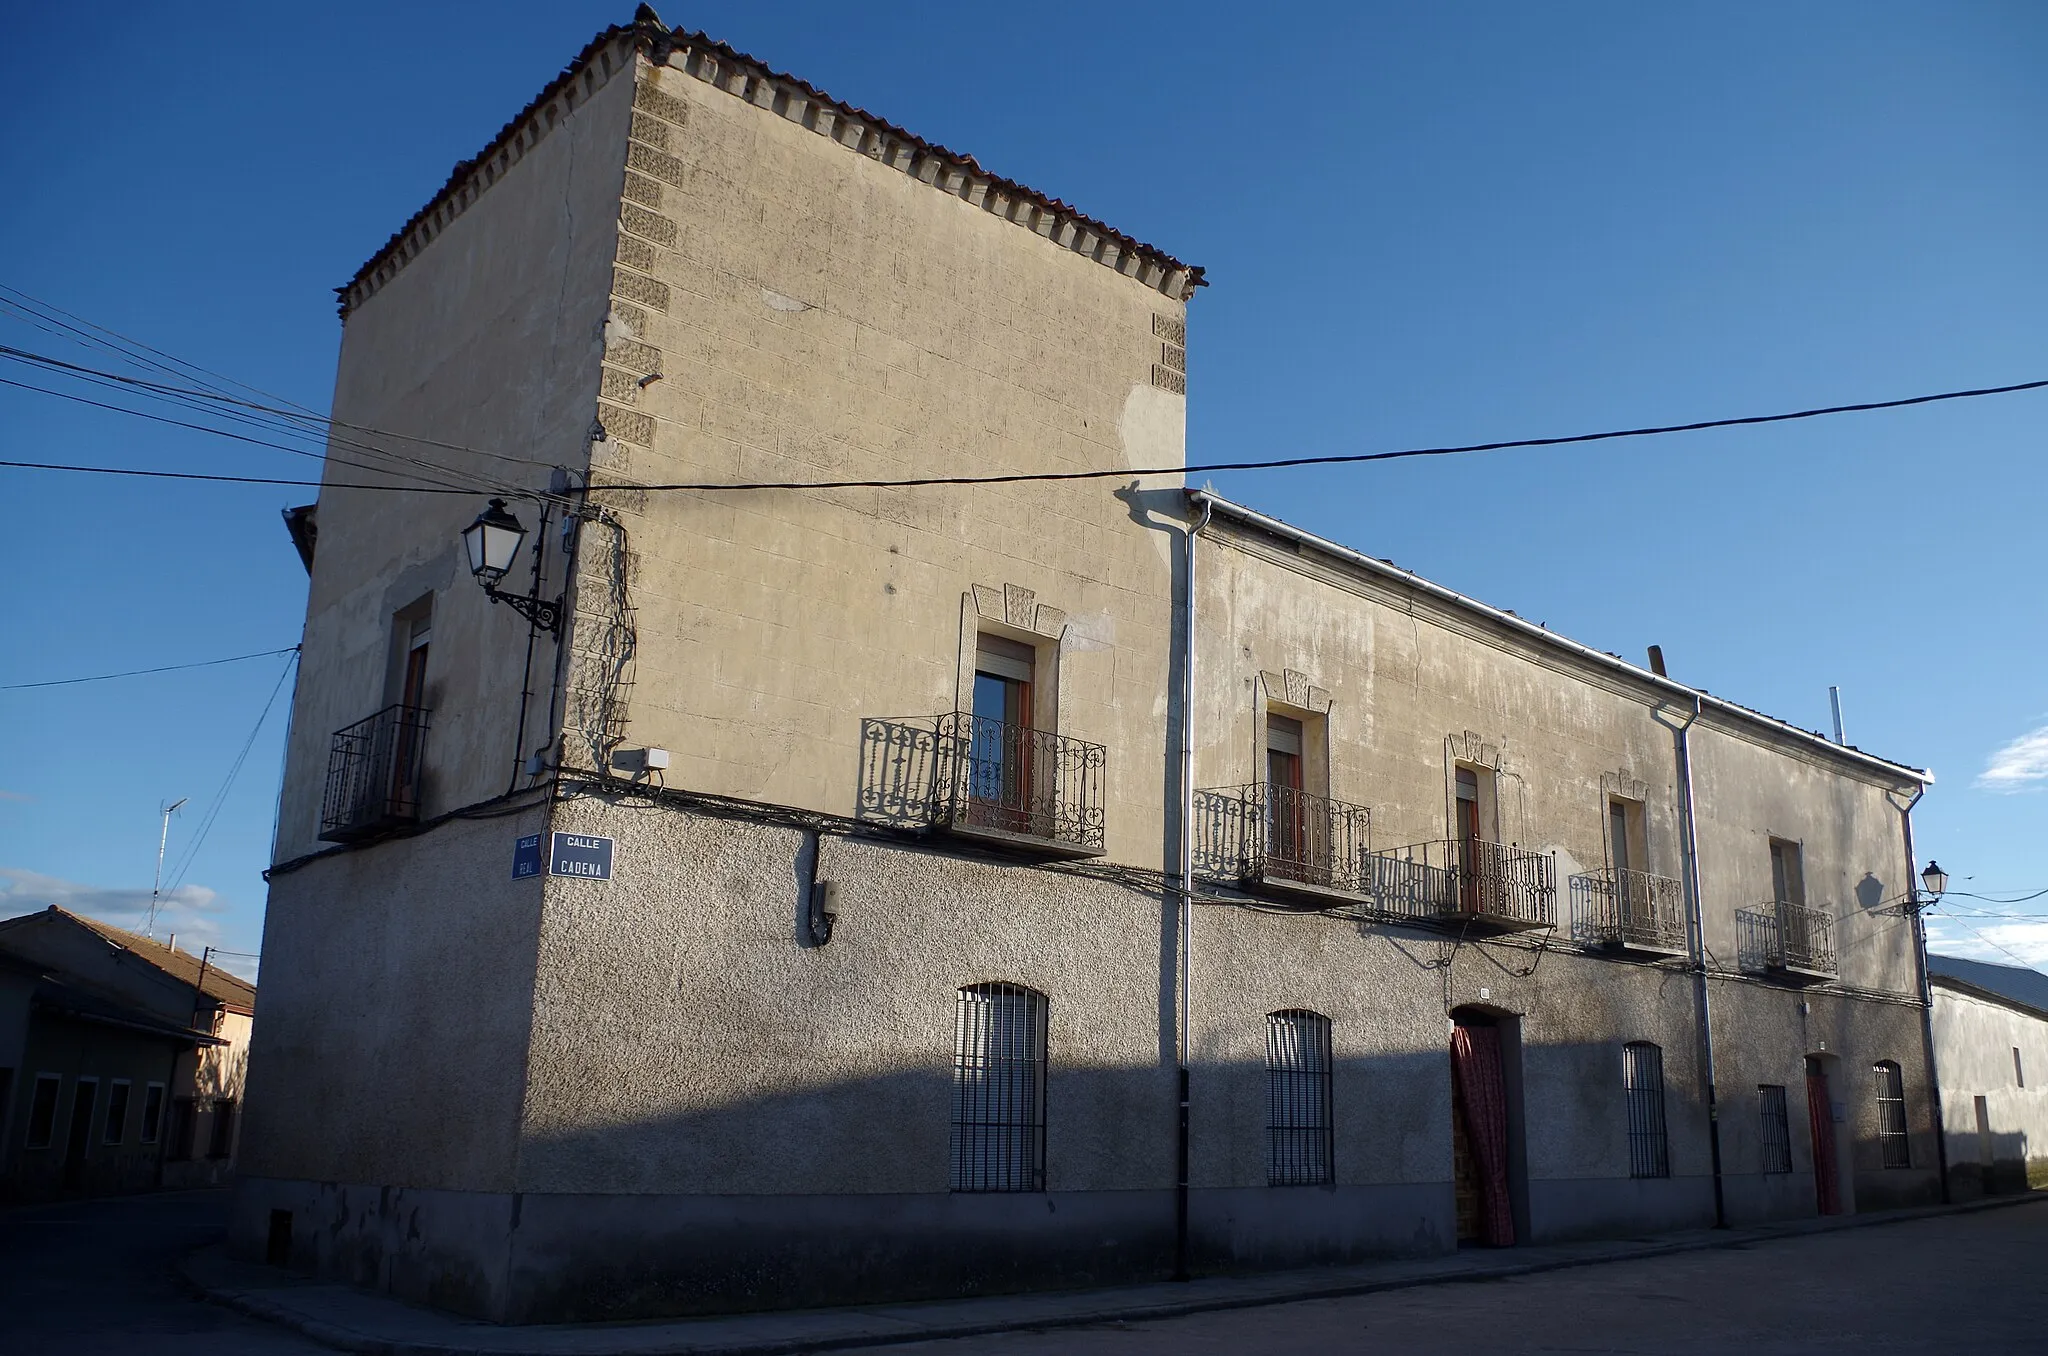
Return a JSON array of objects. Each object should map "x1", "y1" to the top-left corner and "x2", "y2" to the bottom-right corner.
[
  {"x1": 512, "y1": 834, "x2": 542, "y2": 880},
  {"x1": 549, "y1": 832, "x2": 614, "y2": 880}
]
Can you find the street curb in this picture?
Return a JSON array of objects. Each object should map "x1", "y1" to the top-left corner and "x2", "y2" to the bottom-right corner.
[{"x1": 184, "y1": 1192, "x2": 2046, "y2": 1356}]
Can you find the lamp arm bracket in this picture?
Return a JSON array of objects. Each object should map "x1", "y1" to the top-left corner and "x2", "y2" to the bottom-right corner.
[{"x1": 486, "y1": 584, "x2": 564, "y2": 634}]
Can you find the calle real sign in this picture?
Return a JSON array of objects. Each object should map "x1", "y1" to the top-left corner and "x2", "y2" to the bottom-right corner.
[{"x1": 513, "y1": 832, "x2": 615, "y2": 881}]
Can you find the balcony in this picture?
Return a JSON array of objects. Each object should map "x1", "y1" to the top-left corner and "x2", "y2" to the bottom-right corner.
[
  {"x1": 1736, "y1": 900, "x2": 1837, "y2": 982},
  {"x1": 319, "y1": 704, "x2": 430, "y2": 843},
  {"x1": 1192, "y1": 783, "x2": 1373, "y2": 905},
  {"x1": 1362, "y1": 838, "x2": 1556, "y2": 932},
  {"x1": 1570, "y1": 867, "x2": 1689, "y2": 956},
  {"x1": 856, "y1": 713, "x2": 1106, "y2": 858}
]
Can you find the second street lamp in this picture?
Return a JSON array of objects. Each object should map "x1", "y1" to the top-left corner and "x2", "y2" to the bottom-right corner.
[{"x1": 463, "y1": 497, "x2": 563, "y2": 633}]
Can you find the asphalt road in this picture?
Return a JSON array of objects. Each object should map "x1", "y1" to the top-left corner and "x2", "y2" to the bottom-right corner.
[
  {"x1": 0, "y1": 1188, "x2": 326, "y2": 1356},
  {"x1": 2, "y1": 1189, "x2": 2043, "y2": 1354},
  {"x1": 881, "y1": 1198, "x2": 2048, "y2": 1355}
]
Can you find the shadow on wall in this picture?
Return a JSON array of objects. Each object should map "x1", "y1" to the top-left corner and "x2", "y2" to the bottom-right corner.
[
  {"x1": 1948, "y1": 1128, "x2": 2038, "y2": 1199},
  {"x1": 228, "y1": 1023, "x2": 1932, "y2": 1326}
]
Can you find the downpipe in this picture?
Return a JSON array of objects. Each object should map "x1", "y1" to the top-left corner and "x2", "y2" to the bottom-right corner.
[
  {"x1": 1675, "y1": 696, "x2": 1727, "y2": 1229},
  {"x1": 1899, "y1": 786, "x2": 1949, "y2": 1203},
  {"x1": 1174, "y1": 494, "x2": 1212, "y2": 1282}
]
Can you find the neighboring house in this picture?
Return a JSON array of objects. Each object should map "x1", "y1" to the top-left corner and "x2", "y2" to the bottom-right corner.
[
  {"x1": 1928, "y1": 954, "x2": 2048, "y2": 1196},
  {"x1": 0, "y1": 948, "x2": 224, "y2": 1200},
  {"x1": 0, "y1": 907, "x2": 255, "y2": 1190},
  {"x1": 235, "y1": 8, "x2": 1944, "y2": 1323}
]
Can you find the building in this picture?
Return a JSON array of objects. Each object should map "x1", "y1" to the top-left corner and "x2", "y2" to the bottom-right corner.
[
  {"x1": 0, "y1": 908, "x2": 251, "y2": 1199},
  {"x1": 1928, "y1": 954, "x2": 2048, "y2": 1197},
  {"x1": 234, "y1": 8, "x2": 1944, "y2": 1322}
]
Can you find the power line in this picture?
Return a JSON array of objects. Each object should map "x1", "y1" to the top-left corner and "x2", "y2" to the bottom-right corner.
[
  {"x1": 5, "y1": 371, "x2": 2045, "y2": 498},
  {"x1": 1946, "y1": 886, "x2": 2048, "y2": 906},
  {"x1": 164, "y1": 651, "x2": 298, "y2": 894},
  {"x1": 1929, "y1": 906, "x2": 2045, "y2": 972},
  {"x1": 0, "y1": 456, "x2": 485, "y2": 494},
  {"x1": 1, "y1": 646, "x2": 301, "y2": 691}
]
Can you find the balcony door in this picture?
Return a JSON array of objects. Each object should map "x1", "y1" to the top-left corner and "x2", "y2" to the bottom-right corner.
[
  {"x1": 1455, "y1": 767, "x2": 1484, "y2": 913},
  {"x1": 391, "y1": 612, "x2": 430, "y2": 815},
  {"x1": 1266, "y1": 715, "x2": 1307, "y2": 881},
  {"x1": 968, "y1": 636, "x2": 1036, "y2": 835}
]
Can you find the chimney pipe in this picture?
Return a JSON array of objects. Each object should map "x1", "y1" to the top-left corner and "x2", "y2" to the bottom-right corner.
[
  {"x1": 1829, "y1": 686, "x2": 1847, "y2": 744},
  {"x1": 1647, "y1": 645, "x2": 1667, "y2": 677}
]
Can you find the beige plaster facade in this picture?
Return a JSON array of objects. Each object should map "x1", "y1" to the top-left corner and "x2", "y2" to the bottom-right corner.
[
  {"x1": 236, "y1": 10, "x2": 1944, "y2": 1323},
  {"x1": 1928, "y1": 970, "x2": 2048, "y2": 1197}
]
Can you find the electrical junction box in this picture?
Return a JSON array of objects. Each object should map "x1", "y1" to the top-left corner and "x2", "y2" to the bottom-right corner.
[{"x1": 642, "y1": 748, "x2": 671, "y2": 771}]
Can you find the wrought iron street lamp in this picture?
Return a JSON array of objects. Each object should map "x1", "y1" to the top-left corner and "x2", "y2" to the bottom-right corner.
[
  {"x1": 462, "y1": 498, "x2": 562, "y2": 633},
  {"x1": 1920, "y1": 860, "x2": 1948, "y2": 898}
]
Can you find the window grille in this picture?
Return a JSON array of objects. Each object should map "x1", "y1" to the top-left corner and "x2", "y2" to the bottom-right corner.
[
  {"x1": 950, "y1": 984, "x2": 1047, "y2": 1192},
  {"x1": 1874, "y1": 1061, "x2": 1910, "y2": 1168},
  {"x1": 1758, "y1": 1084, "x2": 1793, "y2": 1174},
  {"x1": 1623, "y1": 1042, "x2": 1670, "y2": 1178},
  {"x1": 1267, "y1": 1010, "x2": 1335, "y2": 1186}
]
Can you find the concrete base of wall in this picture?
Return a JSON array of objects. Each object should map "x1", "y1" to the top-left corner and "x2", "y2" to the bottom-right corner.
[
  {"x1": 1721, "y1": 1169, "x2": 1821, "y2": 1225},
  {"x1": 235, "y1": 1173, "x2": 1775, "y2": 1323},
  {"x1": 1850, "y1": 1168, "x2": 1943, "y2": 1214},
  {"x1": 1191, "y1": 1182, "x2": 1450, "y2": 1268},
  {"x1": 1524, "y1": 1175, "x2": 1717, "y2": 1242}
]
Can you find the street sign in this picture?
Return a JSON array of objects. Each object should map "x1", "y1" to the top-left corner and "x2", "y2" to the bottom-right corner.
[
  {"x1": 549, "y1": 832, "x2": 614, "y2": 880},
  {"x1": 512, "y1": 834, "x2": 542, "y2": 880}
]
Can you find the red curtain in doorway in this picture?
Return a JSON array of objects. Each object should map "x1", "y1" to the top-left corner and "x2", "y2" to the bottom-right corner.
[
  {"x1": 1806, "y1": 1072, "x2": 1841, "y2": 1216},
  {"x1": 1452, "y1": 1025, "x2": 1515, "y2": 1246}
]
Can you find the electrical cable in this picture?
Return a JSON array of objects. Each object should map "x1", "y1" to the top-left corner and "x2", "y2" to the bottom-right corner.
[
  {"x1": 1927, "y1": 906, "x2": 2044, "y2": 973},
  {"x1": 3, "y1": 366, "x2": 2047, "y2": 497},
  {"x1": 163, "y1": 650, "x2": 298, "y2": 894},
  {"x1": 1, "y1": 646, "x2": 301, "y2": 690}
]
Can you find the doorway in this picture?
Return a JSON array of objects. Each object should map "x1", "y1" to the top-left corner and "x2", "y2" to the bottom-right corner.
[
  {"x1": 1804, "y1": 1055, "x2": 1842, "y2": 1216},
  {"x1": 60, "y1": 1078, "x2": 98, "y2": 1190},
  {"x1": 1451, "y1": 1009, "x2": 1522, "y2": 1245}
]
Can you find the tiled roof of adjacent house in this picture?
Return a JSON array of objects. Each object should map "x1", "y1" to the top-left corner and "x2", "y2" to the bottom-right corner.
[
  {"x1": 339, "y1": 6, "x2": 1201, "y2": 316},
  {"x1": 1930, "y1": 954, "x2": 2048, "y2": 1021},
  {"x1": 63, "y1": 910, "x2": 258, "y2": 1012}
]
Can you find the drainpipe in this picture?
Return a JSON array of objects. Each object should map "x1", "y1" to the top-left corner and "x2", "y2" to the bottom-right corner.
[
  {"x1": 1175, "y1": 493, "x2": 1212, "y2": 1282},
  {"x1": 1674, "y1": 695, "x2": 1727, "y2": 1228},
  {"x1": 1898, "y1": 786, "x2": 1949, "y2": 1202}
]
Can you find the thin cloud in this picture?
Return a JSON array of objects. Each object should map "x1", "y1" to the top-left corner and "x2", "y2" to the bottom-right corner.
[
  {"x1": 1978, "y1": 724, "x2": 2048, "y2": 793},
  {"x1": 0, "y1": 790, "x2": 30, "y2": 802},
  {"x1": 1924, "y1": 917, "x2": 2048, "y2": 971},
  {"x1": 0, "y1": 867, "x2": 254, "y2": 976}
]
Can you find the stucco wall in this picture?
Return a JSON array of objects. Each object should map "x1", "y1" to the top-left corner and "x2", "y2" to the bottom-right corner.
[
  {"x1": 241, "y1": 806, "x2": 549, "y2": 1191},
  {"x1": 273, "y1": 56, "x2": 634, "y2": 863},
  {"x1": 567, "y1": 59, "x2": 1186, "y2": 868},
  {"x1": 1931, "y1": 983, "x2": 2048, "y2": 1195}
]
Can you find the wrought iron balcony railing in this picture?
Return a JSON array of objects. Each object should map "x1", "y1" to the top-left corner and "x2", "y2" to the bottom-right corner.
[
  {"x1": 1570, "y1": 866, "x2": 1688, "y2": 954},
  {"x1": 1736, "y1": 899, "x2": 1837, "y2": 979},
  {"x1": 1363, "y1": 838, "x2": 1556, "y2": 930},
  {"x1": 319, "y1": 704, "x2": 430, "y2": 842},
  {"x1": 1193, "y1": 783, "x2": 1372, "y2": 899},
  {"x1": 855, "y1": 713, "x2": 1106, "y2": 857}
]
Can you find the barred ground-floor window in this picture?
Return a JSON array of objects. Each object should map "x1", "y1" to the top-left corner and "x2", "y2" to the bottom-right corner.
[
  {"x1": 1266, "y1": 1010, "x2": 1334, "y2": 1186},
  {"x1": 1758, "y1": 1083, "x2": 1793, "y2": 1174},
  {"x1": 950, "y1": 983, "x2": 1047, "y2": 1192},
  {"x1": 1623, "y1": 1042, "x2": 1669, "y2": 1178},
  {"x1": 1874, "y1": 1060, "x2": 1910, "y2": 1168}
]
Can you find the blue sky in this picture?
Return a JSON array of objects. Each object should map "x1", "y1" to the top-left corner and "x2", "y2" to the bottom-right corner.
[{"x1": 1, "y1": 1, "x2": 2043, "y2": 977}]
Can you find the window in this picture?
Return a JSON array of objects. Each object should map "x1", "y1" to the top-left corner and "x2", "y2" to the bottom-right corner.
[
  {"x1": 207, "y1": 1098, "x2": 238, "y2": 1160},
  {"x1": 1769, "y1": 838, "x2": 1805, "y2": 906},
  {"x1": 103, "y1": 1080, "x2": 131, "y2": 1145},
  {"x1": 2016, "y1": 1047, "x2": 2026, "y2": 1088},
  {"x1": 140, "y1": 1083, "x2": 166, "y2": 1145},
  {"x1": 1267, "y1": 1011, "x2": 1335, "y2": 1186},
  {"x1": 25, "y1": 1074, "x2": 60, "y2": 1150},
  {"x1": 1608, "y1": 798, "x2": 1646, "y2": 876},
  {"x1": 1623, "y1": 1042, "x2": 1669, "y2": 1178},
  {"x1": 949, "y1": 984, "x2": 1047, "y2": 1192},
  {"x1": 1874, "y1": 1061, "x2": 1909, "y2": 1168},
  {"x1": 1758, "y1": 1084, "x2": 1792, "y2": 1174},
  {"x1": 965, "y1": 636, "x2": 1038, "y2": 833},
  {"x1": 169, "y1": 1096, "x2": 197, "y2": 1160}
]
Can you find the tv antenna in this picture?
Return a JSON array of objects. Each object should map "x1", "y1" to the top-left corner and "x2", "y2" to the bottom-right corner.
[{"x1": 146, "y1": 797, "x2": 188, "y2": 939}]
